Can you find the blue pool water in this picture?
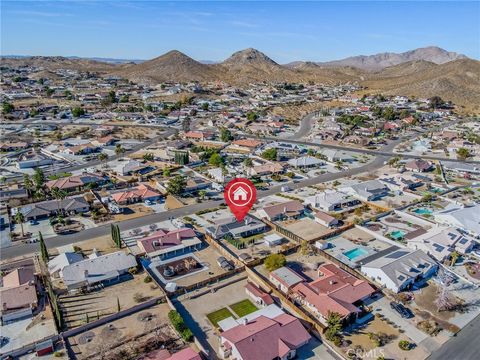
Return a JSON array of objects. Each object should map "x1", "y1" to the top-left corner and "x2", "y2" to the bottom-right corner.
[
  {"x1": 414, "y1": 208, "x2": 433, "y2": 215},
  {"x1": 390, "y1": 230, "x2": 406, "y2": 240},
  {"x1": 343, "y1": 248, "x2": 368, "y2": 261}
]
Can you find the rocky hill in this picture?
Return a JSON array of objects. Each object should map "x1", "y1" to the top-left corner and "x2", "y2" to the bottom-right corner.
[{"x1": 318, "y1": 46, "x2": 467, "y2": 70}]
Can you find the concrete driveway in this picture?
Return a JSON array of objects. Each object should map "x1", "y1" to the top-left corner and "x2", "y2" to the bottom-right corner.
[{"x1": 366, "y1": 294, "x2": 429, "y2": 344}]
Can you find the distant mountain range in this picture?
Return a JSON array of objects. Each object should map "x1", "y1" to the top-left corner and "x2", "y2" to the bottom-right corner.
[
  {"x1": 287, "y1": 46, "x2": 468, "y2": 71},
  {"x1": 1, "y1": 47, "x2": 478, "y2": 112}
]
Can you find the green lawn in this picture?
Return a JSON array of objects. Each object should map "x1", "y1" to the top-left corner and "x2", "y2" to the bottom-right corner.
[
  {"x1": 229, "y1": 299, "x2": 258, "y2": 317},
  {"x1": 206, "y1": 308, "x2": 234, "y2": 328}
]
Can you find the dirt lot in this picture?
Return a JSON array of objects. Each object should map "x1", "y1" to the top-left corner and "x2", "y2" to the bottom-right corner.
[
  {"x1": 112, "y1": 203, "x2": 154, "y2": 222},
  {"x1": 281, "y1": 218, "x2": 330, "y2": 241},
  {"x1": 69, "y1": 303, "x2": 178, "y2": 359},
  {"x1": 342, "y1": 316, "x2": 428, "y2": 360},
  {"x1": 414, "y1": 283, "x2": 456, "y2": 321},
  {"x1": 59, "y1": 272, "x2": 165, "y2": 328}
]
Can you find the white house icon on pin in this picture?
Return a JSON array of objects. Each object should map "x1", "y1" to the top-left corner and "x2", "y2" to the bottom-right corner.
[{"x1": 232, "y1": 186, "x2": 248, "y2": 201}]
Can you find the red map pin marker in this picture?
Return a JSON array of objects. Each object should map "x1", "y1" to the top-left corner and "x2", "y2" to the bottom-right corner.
[{"x1": 224, "y1": 178, "x2": 257, "y2": 221}]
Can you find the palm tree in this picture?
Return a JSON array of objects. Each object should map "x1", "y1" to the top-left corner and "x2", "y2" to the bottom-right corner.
[
  {"x1": 97, "y1": 153, "x2": 108, "y2": 168},
  {"x1": 198, "y1": 190, "x2": 207, "y2": 200},
  {"x1": 51, "y1": 187, "x2": 67, "y2": 217},
  {"x1": 14, "y1": 211, "x2": 25, "y2": 237},
  {"x1": 115, "y1": 144, "x2": 125, "y2": 156}
]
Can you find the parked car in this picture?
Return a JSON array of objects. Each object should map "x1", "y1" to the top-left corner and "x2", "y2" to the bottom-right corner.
[
  {"x1": 29, "y1": 219, "x2": 38, "y2": 225},
  {"x1": 390, "y1": 301, "x2": 414, "y2": 318}
]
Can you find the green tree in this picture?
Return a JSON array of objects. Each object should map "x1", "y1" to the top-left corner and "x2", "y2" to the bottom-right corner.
[
  {"x1": 39, "y1": 231, "x2": 49, "y2": 262},
  {"x1": 243, "y1": 158, "x2": 253, "y2": 167},
  {"x1": 33, "y1": 168, "x2": 45, "y2": 190},
  {"x1": 111, "y1": 224, "x2": 122, "y2": 248},
  {"x1": 71, "y1": 107, "x2": 85, "y2": 117},
  {"x1": 119, "y1": 94, "x2": 129, "y2": 103},
  {"x1": 51, "y1": 187, "x2": 67, "y2": 216},
  {"x1": 97, "y1": 152, "x2": 108, "y2": 165},
  {"x1": 182, "y1": 117, "x2": 191, "y2": 132},
  {"x1": 220, "y1": 128, "x2": 233, "y2": 142},
  {"x1": 457, "y1": 147, "x2": 470, "y2": 160},
  {"x1": 201, "y1": 102, "x2": 209, "y2": 111},
  {"x1": 198, "y1": 190, "x2": 207, "y2": 200},
  {"x1": 143, "y1": 153, "x2": 154, "y2": 162},
  {"x1": 325, "y1": 311, "x2": 343, "y2": 341},
  {"x1": 23, "y1": 174, "x2": 34, "y2": 195},
  {"x1": 264, "y1": 253, "x2": 286, "y2": 271},
  {"x1": 261, "y1": 148, "x2": 277, "y2": 161},
  {"x1": 208, "y1": 152, "x2": 224, "y2": 166},
  {"x1": 45, "y1": 87, "x2": 54, "y2": 97},
  {"x1": 450, "y1": 251, "x2": 460, "y2": 266},
  {"x1": 14, "y1": 211, "x2": 25, "y2": 237},
  {"x1": 2, "y1": 102, "x2": 15, "y2": 114},
  {"x1": 246, "y1": 111, "x2": 258, "y2": 122},
  {"x1": 163, "y1": 167, "x2": 171, "y2": 177},
  {"x1": 115, "y1": 144, "x2": 125, "y2": 156},
  {"x1": 167, "y1": 175, "x2": 186, "y2": 195}
]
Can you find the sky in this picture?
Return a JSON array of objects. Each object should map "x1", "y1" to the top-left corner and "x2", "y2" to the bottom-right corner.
[{"x1": 1, "y1": 1, "x2": 479, "y2": 63}]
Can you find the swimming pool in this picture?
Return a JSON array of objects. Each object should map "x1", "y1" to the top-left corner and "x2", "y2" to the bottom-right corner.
[
  {"x1": 390, "y1": 230, "x2": 406, "y2": 240},
  {"x1": 343, "y1": 248, "x2": 368, "y2": 261},
  {"x1": 413, "y1": 208, "x2": 433, "y2": 215}
]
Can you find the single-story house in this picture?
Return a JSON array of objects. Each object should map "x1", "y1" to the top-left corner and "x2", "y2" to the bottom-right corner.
[
  {"x1": 405, "y1": 159, "x2": 433, "y2": 173},
  {"x1": 407, "y1": 227, "x2": 477, "y2": 261},
  {"x1": 0, "y1": 268, "x2": 38, "y2": 324},
  {"x1": 46, "y1": 173, "x2": 108, "y2": 192},
  {"x1": 15, "y1": 195, "x2": 90, "y2": 221},
  {"x1": 304, "y1": 190, "x2": 361, "y2": 212},
  {"x1": 361, "y1": 249, "x2": 437, "y2": 293},
  {"x1": 258, "y1": 200, "x2": 305, "y2": 221},
  {"x1": 287, "y1": 156, "x2": 324, "y2": 168},
  {"x1": 313, "y1": 210, "x2": 340, "y2": 228},
  {"x1": 48, "y1": 252, "x2": 84, "y2": 278},
  {"x1": 137, "y1": 228, "x2": 203, "y2": 260},
  {"x1": 61, "y1": 251, "x2": 138, "y2": 292},
  {"x1": 269, "y1": 266, "x2": 305, "y2": 293},
  {"x1": 340, "y1": 180, "x2": 390, "y2": 202},
  {"x1": 111, "y1": 184, "x2": 162, "y2": 205},
  {"x1": 434, "y1": 205, "x2": 480, "y2": 237},
  {"x1": 291, "y1": 264, "x2": 375, "y2": 325},
  {"x1": 206, "y1": 216, "x2": 267, "y2": 240},
  {"x1": 219, "y1": 312, "x2": 311, "y2": 360}
]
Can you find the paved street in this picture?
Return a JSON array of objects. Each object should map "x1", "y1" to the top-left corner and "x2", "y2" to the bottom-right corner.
[{"x1": 428, "y1": 314, "x2": 480, "y2": 360}]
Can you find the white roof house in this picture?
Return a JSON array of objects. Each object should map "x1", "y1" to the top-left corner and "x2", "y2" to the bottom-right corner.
[
  {"x1": 434, "y1": 205, "x2": 480, "y2": 237},
  {"x1": 407, "y1": 227, "x2": 477, "y2": 261},
  {"x1": 303, "y1": 190, "x2": 360, "y2": 212},
  {"x1": 361, "y1": 249, "x2": 437, "y2": 293},
  {"x1": 340, "y1": 180, "x2": 390, "y2": 202},
  {"x1": 61, "y1": 251, "x2": 137, "y2": 291},
  {"x1": 287, "y1": 156, "x2": 324, "y2": 168},
  {"x1": 48, "y1": 252, "x2": 84, "y2": 278}
]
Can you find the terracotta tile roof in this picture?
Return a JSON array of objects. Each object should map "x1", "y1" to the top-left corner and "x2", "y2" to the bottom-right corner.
[
  {"x1": 2, "y1": 268, "x2": 35, "y2": 288},
  {"x1": 292, "y1": 263, "x2": 375, "y2": 318},
  {"x1": 112, "y1": 184, "x2": 161, "y2": 203},
  {"x1": 221, "y1": 314, "x2": 310, "y2": 360},
  {"x1": 138, "y1": 228, "x2": 197, "y2": 254},
  {"x1": 0, "y1": 284, "x2": 37, "y2": 311}
]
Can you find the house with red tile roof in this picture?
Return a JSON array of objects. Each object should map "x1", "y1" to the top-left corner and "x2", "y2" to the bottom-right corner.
[
  {"x1": 183, "y1": 131, "x2": 214, "y2": 141},
  {"x1": 228, "y1": 139, "x2": 263, "y2": 153},
  {"x1": 291, "y1": 264, "x2": 375, "y2": 325},
  {"x1": 137, "y1": 228, "x2": 202, "y2": 259},
  {"x1": 219, "y1": 313, "x2": 311, "y2": 360},
  {"x1": 245, "y1": 281, "x2": 274, "y2": 307},
  {"x1": 111, "y1": 183, "x2": 162, "y2": 205},
  {"x1": 46, "y1": 172, "x2": 108, "y2": 192}
]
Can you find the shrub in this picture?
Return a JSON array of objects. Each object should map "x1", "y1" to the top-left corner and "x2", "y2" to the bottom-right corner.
[
  {"x1": 133, "y1": 292, "x2": 145, "y2": 303},
  {"x1": 53, "y1": 352, "x2": 64, "y2": 357},
  {"x1": 398, "y1": 340, "x2": 411, "y2": 350},
  {"x1": 264, "y1": 254, "x2": 286, "y2": 271},
  {"x1": 144, "y1": 275, "x2": 152, "y2": 283},
  {"x1": 168, "y1": 310, "x2": 193, "y2": 342}
]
